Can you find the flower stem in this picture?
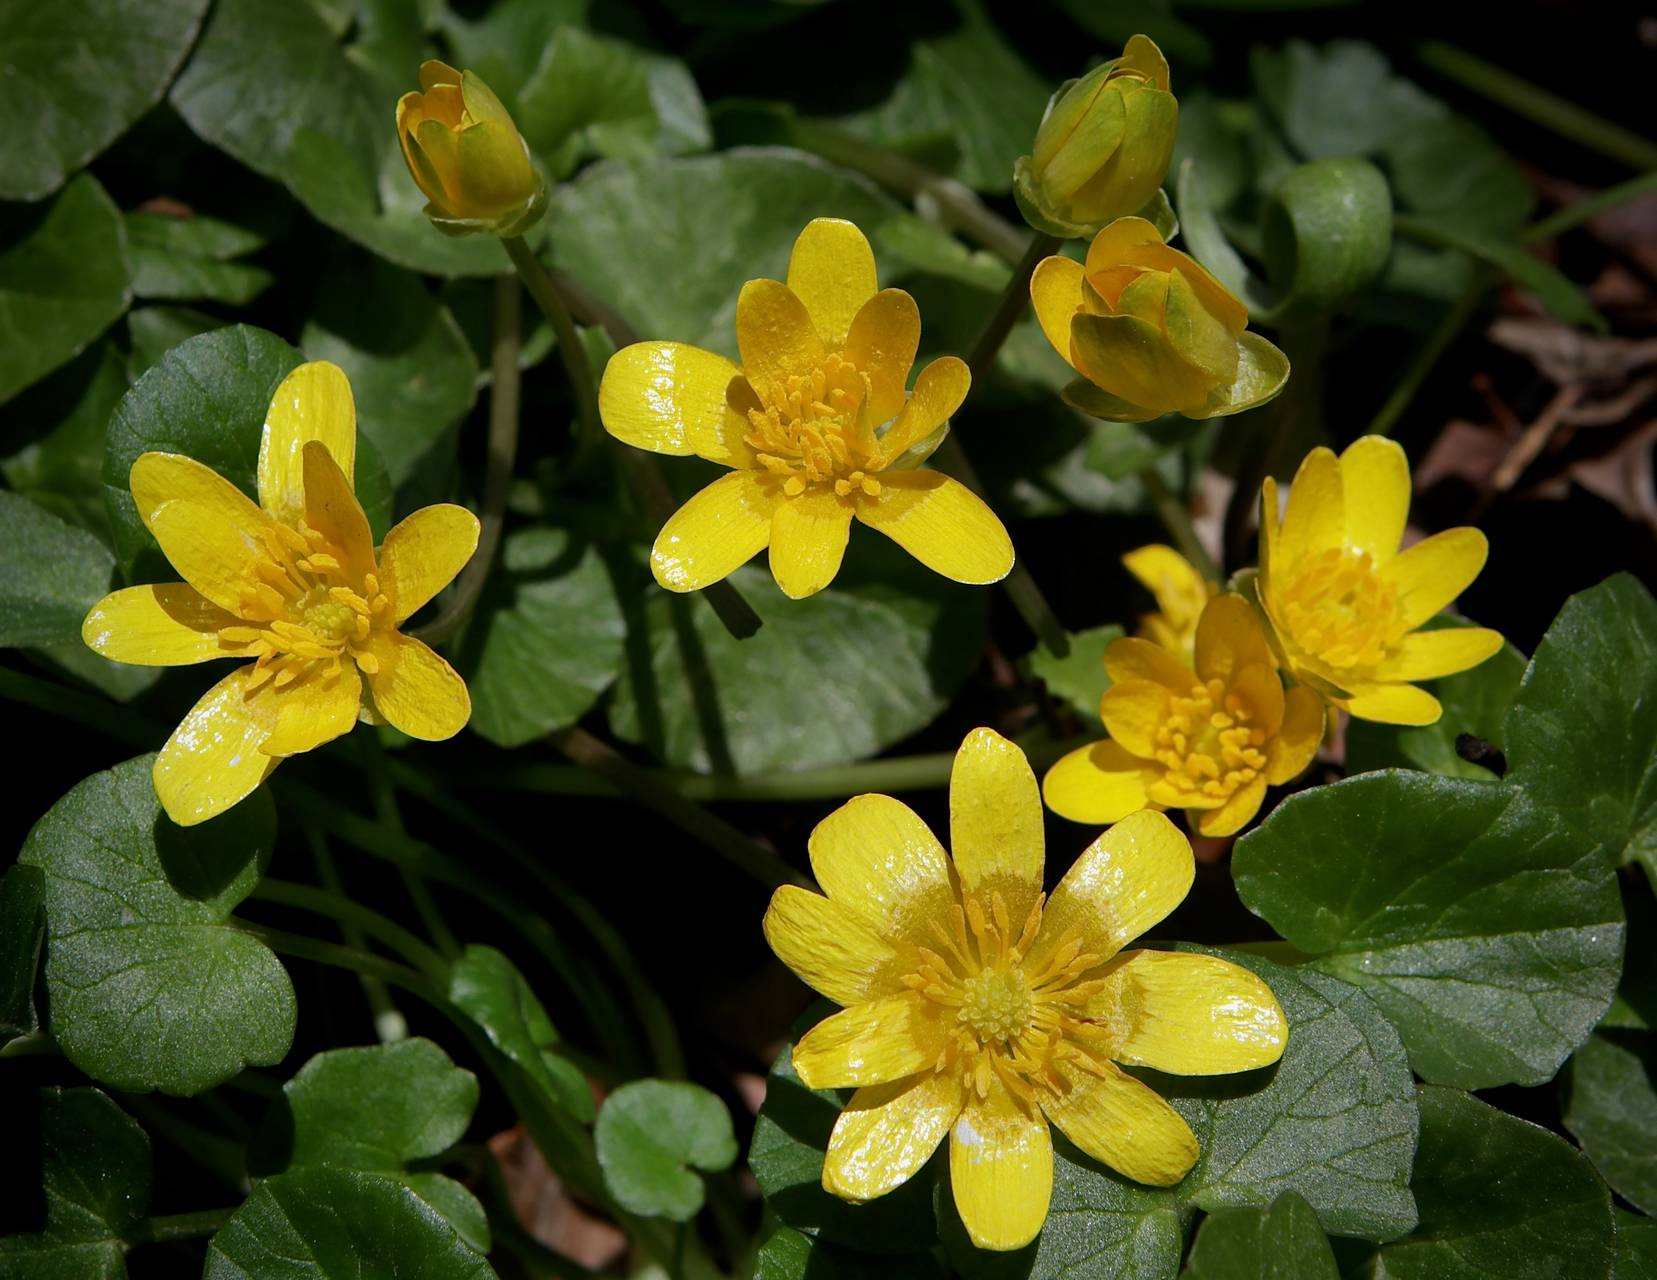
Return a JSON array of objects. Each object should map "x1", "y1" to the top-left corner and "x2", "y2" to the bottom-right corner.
[
  {"x1": 503, "y1": 234, "x2": 602, "y2": 459},
  {"x1": 250, "y1": 876, "x2": 448, "y2": 982},
  {"x1": 1523, "y1": 170, "x2": 1657, "y2": 243},
  {"x1": 302, "y1": 829, "x2": 408, "y2": 1041},
  {"x1": 0, "y1": 667, "x2": 161, "y2": 748},
  {"x1": 1140, "y1": 467, "x2": 1220, "y2": 583},
  {"x1": 126, "y1": 1208, "x2": 235, "y2": 1245},
  {"x1": 1363, "y1": 275, "x2": 1488, "y2": 440},
  {"x1": 964, "y1": 233, "x2": 1061, "y2": 380},
  {"x1": 358, "y1": 733, "x2": 460, "y2": 962}
]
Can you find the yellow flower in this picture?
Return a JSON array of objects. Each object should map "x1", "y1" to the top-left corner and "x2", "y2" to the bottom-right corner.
[
  {"x1": 598, "y1": 218, "x2": 1014, "y2": 600},
  {"x1": 82, "y1": 362, "x2": 479, "y2": 826},
  {"x1": 1044, "y1": 596, "x2": 1324, "y2": 837},
  {"x1": 1122, "y1": 543, "x2": 1215, "y2": 660},
  {"x1": 1258, "y1": 437, "x2": 1502, "y2": 726},
  {"x1": 1030, "y1": 217, "x2": 1289, "y2": 423},
  {"x1": 396, "y1": 60, "x2": 546, "y2": 237},
  {"x1": 1015, "y1": 35, "x2": 1179, "y2": 238},
  {"x1": 763, "y1": 728, "x2": 1287, "y2": 1251}
]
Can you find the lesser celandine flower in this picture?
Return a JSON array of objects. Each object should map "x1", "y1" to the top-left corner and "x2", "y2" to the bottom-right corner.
[
  {"x1": 1031, "y1": 217, "x2": 1289, "y2": 423},
  {"x1": 1015, "y1": 36, "x2": 1178, "y2": 239},
  {"x1": 1123, "y1": 543, "x2": 1214, "y2": 661},
  {"x1": 598, "y1": 218, "x2": 1013, "y2": 600},
  {"x1": 1044, "y1": 596, "x2": 1323, "y2": 837},
  {"x1": 1258, "y1": 437, "x2": 1502, "y2": 726},
  {"x1": 763, "y1": 728, "x2": 1286, "y2": 1251},
  {"x1": 396, "y1": 60, "x2": 546, "y2": 237},
  {"x1": 82, "y1": 362, "x2": 479, "y2": 826}
]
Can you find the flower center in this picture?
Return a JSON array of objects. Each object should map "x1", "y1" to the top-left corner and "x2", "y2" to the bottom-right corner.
[
  {"x1": 1152, "y1": 676, "x2": 1268, "y2": 802},
  {"x1": 300, "y1": 595, "x2": 358, "y2": 646},
  {"x1": 743, "y1": 355, "x2": 880, "y2": 497},
  {"x1": 959, "y1": 968, "x2": 1034, "y2": 1042},
  {"x1": 1279, "y1": 547, "x2": 1404, "y2": 672}
]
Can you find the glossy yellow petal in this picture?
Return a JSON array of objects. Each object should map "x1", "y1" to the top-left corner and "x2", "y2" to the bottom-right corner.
[
  {"x1": 419, "y1": 59, "x2": 462, "y2": 92},
  {"x1": 1340, "y1": 681, "x2": 1442, "y2": 726},
  {"x1": 769, "y1": 490, "x2": 852, "y2": 600},
  {"x1": 843, "y1": 289, "x2": 921, "y2": 427},
  {"x1": 597, "y1": 341, "x2": 752, "y2": 464},
  {"x1": 1379, "y1": 528, "x2": 1489, "y2": 630},
  {"x1": 651, "y1": 471, "x2": 775, "y2": 593},
  {"x1": 1039, "y1": 1058, "x2": 1197, "y2": 1186},
  {"x1": 808, "y1": 793, "x2": 955, "y2": 947},
  {"x1": 1192, "y1": 594, "x2": 1273, "y2": 683},
  {"x1": 362, "y1": 632, "x2": 470, "y2": 740},
  {"x1": 302, "y1": 442, "x2": 375, "y2": 585},
  {"x1": 787, "y1": 218, "x2": 879, "y2": 349},
  {"x1": 261, "y1": 663, "x2": 362, "y2": 758},
  {"x1": 378, "y1": 504, "x2": 480, "y2": 624},
  {"x1": 1339, "y1": 435, "x2": 1410, "y2": 562},
  {"x1": 1042, "y1": 740, "x2": 1154, "y2": 825},
  {"x1": 856, "y1": 471, "x2": 1012, "y2": 584},
  {"x1": 1377, "y1": 626, "x2": 1504, "y2": 681},
  {"x1": 1121, "y1": 34, "x2": 1171, "y2": 89},
  {"x1": 1164, "y1": 267, "x2": 1239, "y2": 385},
  {"x1": 874, "y1": 356, "x2": 970, "y2": 464},
  {"x1": 1098, "y1": 679, "x2": 1174, "y2": 758},
  {"x1": 1278, "y1": 447, "x2": 1344, "y2": 568},
  {"x1": 82, "y1": 584, "x2": 237, "y2": 666},
  {"x1": 1030, "y1": 256, "x2": 1085, "y2": 368},
  {"x1": 949, "y1": 727, "x2": 1045, "y2": 921},
  {"x1": 1192, "y1": 775, "x2": 1266, "y2": 837},
  {"x1": 1087, "y1": 950, "x2": 1286, "y2": 1075},
  {"x1": 1103, "y1": 635, "x2": 1196, "y2": 690},
  {"x1": 1032, "y1": 809, "x2": 1193, "y2": 967},
  {"x1": 414, "y1": 119, "x2": 462, "y2": 212},
  {"x1": 1227, "y1": 662, "x2": 1285, "y2": 739},
  {"x1": 455, "y1": 120, "x2": 536, "y2": 217},
  {"x1": 1265, "y1": 686, "x2": 1325, "y2": 786},
  {"x1": 791, "y1": 994, "x2": 946, "y2": 1089},
  {"x1": 823, "y1": 1072, "x2": 965, "y2": 1202},
  {"x1": 1070, "y1": 312, "x2": 1211, "y2": 416},
  {"x1": 736, "y1": 278, "x2": 823, "y2": 396},
  {"x1": 763, "y1": 885, "x2": 908, "y2": 1006},
  {"x1": 1085, "y1": 218, "x2": 1247, "y2": 335},
  {"x1": 1122, "y1": 544, "x2": 1207, "y2": 632},
  {"x1": 131, "y1": 452, "x2": 278, "y2": 616},
  {"x1": 1071, "y1": 81, "x2": 1177, "y2": 224},
  {"x1": 153, "y1": 666, "x2": 279, "y2": 827},
  {"x1": 949, "y1": 1081, "x2": 1052, "y2": 1252},
  {"x1": 259, "y1": 362, "x2": 355, "y2": 523},
  {"x1": 1258, "y1": 475, "x2": 1283, "y2": 593}
]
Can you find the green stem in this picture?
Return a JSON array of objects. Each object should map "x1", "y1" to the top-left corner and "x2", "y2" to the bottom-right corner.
[
  {"x1": 237, "y1": 922, "x2": 431, "y2": 993},
  {"x1": 126, "y1": 1208, "x2": 235, "y2": 1245},
  {"x1": 1140, "y1": 468, "x2": 1220, "y2": 582},
  {"x1": 304, "y1": 829, "x2": 406, "y2": 1042},
  {"x1": 964, "y1": 234, "x2": 1059, "y2": 381},
  {"x1": 504, "y1": 234, "x2": 603, "y2": 460},
  {"x1": 1523, "y1": 170, "x2": 1657, "y2": 243},
  {"x1": 1363, "y1": 276, "x2": 1488, "y2": 439},
  {"x1": 250, "y1": 877, "x2": 448, "y2": 981},
  {"x1": 1417, "y1": 41, "x2": 1657, "y2": 172},
  {"x1": 414, "y1": 270, "x2": 521, "y2": 649},
  {"x1": 119, "y1": 1095, "x2": 247, "y2": 1190},
  {"x1": 358, "y1": 734, "x2": 460, "y2": 961},
  {"x1": 0, "y1": 667, "x2": 161, "y2": 748}
]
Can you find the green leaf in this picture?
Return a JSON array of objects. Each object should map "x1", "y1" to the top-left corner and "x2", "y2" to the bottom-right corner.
[
  {"x1": 1233, "y1": 772, "x2": 1624, "y2": 1089},
  {"x1": 1251, "y1": 40, "x2": 1441, "y2": 161},
  {"x1": 1395, "y1": 213, "x2": 1605, "y2": 332},
  {"x1": 0, "y1": 865, "x2": 46, "y2": 1048},
  {"x1": 875, "y1": 214, "x2": 1012, "y2": 294},
  {"x1": 0, "y1": 0, "x2": 210, "y2": 200},
  {"x1": 125, "y1": 305, "x2": 224, "y2": 377},
  {"x1": 0, "y1": 1088, "x2": 151, "y2": 1280},
  {"x1": 608, "y1": 554, "x2": 986, "y2": 774},
  {"x1": 1361, "y1": 1087, "x2": 1614, "y2": 1279},
  {"x1": 757, "y1": 1226, "x2": 947, "y2": 1280},
  {"x1": 1028, "y1": 625, "x2": 1121, "y2": 726},
  {"x1": 1180, "y1": 1192, "x2": 1339, "y2": 1279},
  {"x1": 0, "y1": 174, "x2": 132, "y2": 406},
  {"x1": 1382, "y1": 113, "x2": 1534, "y2": 238},
  {"x1": 19, "y1": 754, "x2": 294, "y2": 1095},
  {"x1": 0, "y1": 491, "x2": 114, "y2": 647},
  {"x1": 204, "y1": 1166, "x2": 496, "y2": 1279},
  {"x1": 1619, "y1": 1213, "x2": 1657, "y2": 1280},
  {"x1": 125, "y1": 211, "x2": 273, "y2": 307},
  {"x1": 1562, "y1": 1030, "x2": 1657, "y2": 1217},
  {"x1": 460, "y1": 530, "x2": 627, "y2": 748},
  {"x1": 448, "y1": 944, "x2": 594, "y2": 1124},
  {"x1": 1505, "y1": 573, "x2": 1657, "y2": 887},
  {"x1": 595, "y1": 1079, "x2": 738, "y2": 1221}
]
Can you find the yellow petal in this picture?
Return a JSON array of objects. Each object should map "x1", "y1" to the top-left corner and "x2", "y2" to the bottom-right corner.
[
  {"x1": 1192, "y1": 594, "x2": 1272, "y2": 683},
  {"x1": 82, "y1": 584, "x2": 237, "y2": 666},
  {"x1": 823, "y1": 1072, "x2": 965, "y2": 1202},
  {"x1": 1265, "y1": 685, "x2": 1325, "y2": 785},
  {"x1": 1164, "y1": 267, "x2": 1239, "y2": 385},
  {"x1": 131, "y1": 452, "x2": 278, "y2": 616},
  {"x1": 414, "y1": 118, "x2": 463, "y2": 213},
  {"x1": 1084, "y1": 215, "x2": 1166, "y2": 273},
  {"x1": 1122, "y1": 544, "x2": 1207, "y2": 632},
  {"x1": 1071, "y1": 82, "x2": 1177, "y2": 224},
  {"x1": 769, "y1": 490, "x2": 852, "y2": 600},
  {"x1": 1103, "y1": 635, "x2": 1196, "y2": 690},
  {"x1": 419, "y1": 59, "x2": 462, "y2": 92},
  {"x1": 302, "y1": 441, "x2": 375, "y2": 585},
  {"x1": 454, "y1": 120, "x2": 535, "y2": 218},
  {"x1": 259, "y1": 362, "x2": 355, "y2": 523},
  {"x1": 1377, "y1": 626, "x2": 1505, "y2": 681},
  {"x1": 1379, "y1": 528, "x2": 1489, "y2": 630},
  {"x1": 1032, "y1": 809, "x2": 1193, "y2": 967},
  {"x1": 874, "y1": 356, "x2": 969, "y2": 464},
  {"x1": 1038, "y1": 70, "x2": 1127, "y2": 204},
  {"x1": 856, "y1": 471, "x2": 1012, "y2": 585},
  {"x1": 378, "y1": 504, "x2": 480, "y2": 624},
  {"x1": 762, "y1": 886, "x2": 907, "y2": 1007},
  {"x1": 1085, "y1": 218, "x2": 1247, "y2": 335},
  {"x1": 1070, "y1": 311, "x2": 1212, "y2": 416},
  {"x1": 1192, "y1": 775, "x2": 1267, "y2": 837},
  {"x1": 362, "y1": 631, "x2": 470, "y2": 740},
  {"x1": 1086, "y1": 950, "x2": 1286, "y2": 1075},
  {"x1": 791, "y1": 994, "x2": 946, "y2": 1089},
  {"x1": 843, "y1": 289, "x2": 921, "y2": 427},
  {"x1": 1098, "y1": 679, "x2": 1174, "y2": 758},
  {"x1": 261, "y1": 663, "x2": 362, "y2": 758},
  {"x1": 153, "y1": 666, "x2": 280, "y2": 827},
  {"x1": 787, "y1": 218, "x2": 879, "y2": 349},
  {"x1": 808, "y1": 793, "x2": 955, "y2": 947},
  {"x1": 949, "y1": 727, "x2": 1045, "y2": 922},
  {"x1": 597, "y1": 341, "x2": 752, "y2": 465},
  {"x1": 1340, "y1": 681, "x2": 1442, "y2": 726},
  {"x1": 949, "y1": 1081, "x2": 1052, "y2": 1252},
  {"x1": 736, "y1": 278, "x2": 823, "y2": 396},
  {"x1": 1042, "y1": 740, "x2": 1154, "y2": 825},
  {"x1": 1030, "y1": 255, "x2": 1085, "y2": 369},
  {"x1": 1038, "y1": 1057, "x2": 1197, "y2": 1186},
  {"x1": 651, "y1": 471, "x2": 775, "y2": 593},
  {"x1": 1339, "y1": 435, "x2": 1410, "y2": 562},
  {"x1": 1229, "y1": 662, "x2": 1285, "y2": 739},
  {"x1": 1278, "y1": 447, "x2": 1343, "y2": 569}
]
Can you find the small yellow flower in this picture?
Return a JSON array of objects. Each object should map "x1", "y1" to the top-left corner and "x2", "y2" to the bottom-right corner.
[
  {"x1": 764, "y1": 728, "x2": 1287, "y2": 1251},
  {"x1": 396, "y1": 60, "x2": 546, "y2": 237},
  {"x1": 1015, "y1": 35, "x2": 1179, "y2": 238},
  {"x1": 1030, "y1": 217, "x2": 1289, "y2": 423},
  {"x1": 598, "y1": 218, "x2": 1014, "y2": 600},
  {"x1": 82, "y1": 362, "x2": 479, "y2": 826},
  {"x1": 1122, "y1": 543, "x2": 1215, "y2": 660},
  {"x1": 1258, "y1": 437, "x2": 1502, "y2": 726},
  {"x1": 1044, "y1": 596, "x2": 1324, "y2": 837}
]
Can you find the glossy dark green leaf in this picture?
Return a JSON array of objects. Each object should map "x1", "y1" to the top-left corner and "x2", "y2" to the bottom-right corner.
[
  {"x1": 1562, "y1": 1029, "x2": 1657, "y2": 1217},
  {"x1": 0, "y1": 491, "x2": 114, "y2": 647},
  {"x1": 0, "y1": 175, "x2": 132, "y2": 406},
  {"x1": 756, "y1": 1226, "x2": 947, "y2": 1280},
  {"x1": 1251, "y1": 40, "x2": 1441, "y2": 161},
  {"x1": 1028, "y1": 625, "x2": 1121, "y2": 727},
  {"x1": 125, "y1": 305, "x2": 224, "y2": 376},
  {"x1": 0, "y1": 0, "x2": 210, "y2": 200},
  {"x1": 0, "y1": 865, "x2": 46, "y2": 1048},
  {"x1": 1180, "y1": 1192, "x2": 1338, "y2": 1279},
  {"x1": 1234, "y1": 772, "x2": 1623, "y2": 1089},
  {"x1": 461, "y1": 530, "x2": 627, "y2": 748},
  {"x1": 1619, "y1": 1213, "x2": 1657, "y2": 1280},
  {"x1": 125, "y1": 211, "x2": 272, "y2": 307},
  {"x1": 19, "y1": 754, "x2": 293, "y2": 1095},
  {"x1": 595, "y1": 1079, "x2": 737, "y2": 1221},
  {"x1": 448, "y1": 944, "x2": 594, "y2": 1123}
]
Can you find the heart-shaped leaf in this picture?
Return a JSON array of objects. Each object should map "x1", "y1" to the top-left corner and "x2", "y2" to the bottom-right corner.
[{"x1": 595, "y1": 1079, "x2": 737, "y2": 1221}]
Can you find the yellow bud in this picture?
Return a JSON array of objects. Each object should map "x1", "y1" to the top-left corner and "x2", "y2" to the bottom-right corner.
[{"x1": 395, "y1": 60, "x2": 546, "y2": 237}]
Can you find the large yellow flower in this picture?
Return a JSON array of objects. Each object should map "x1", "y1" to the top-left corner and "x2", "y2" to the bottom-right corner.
[
  {"x1": 1258, "y1": 437, "x2": 1502, "y2": 725},
  {"x1": 1044, "y1": 596, "x2": 1324, "y2": 837},
  {"x1": 1122, "y1": 542, "x2": 1215, "y2": 661},
  {"x1": 598, "y1": 218, "x2": 1014, "y2": 600},
  {"x1": 82, "y1": 362, "x2": 479, "y2": 826},
  {"x1": 763, "y1": 728, "x2": 1287, "y2": 1252}
]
